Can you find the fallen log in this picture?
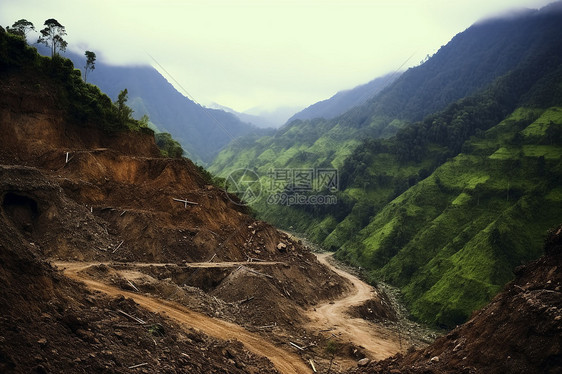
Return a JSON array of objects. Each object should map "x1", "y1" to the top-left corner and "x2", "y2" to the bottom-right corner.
[
  {"x1": 289, "y1": 341, "x2": 304, "y2": 351},
  {"x1": 127, "y1": 279, "x2": 139, "y2": 292},
  {"x1": 112, "y1": 240, "x2": 124, "y2": 254},
  {"x1": 309, "y1": 359, "x2": 317, "y2": 373},
  {"x1": 128, "y1": 363, "x2": 148, "y2": 369},
  {"x1": 173, "y1": 198, "x2": 199, "y2": 208},
  {"x1": 117, "y1": 309, "x2": 145, "y2": 325}
]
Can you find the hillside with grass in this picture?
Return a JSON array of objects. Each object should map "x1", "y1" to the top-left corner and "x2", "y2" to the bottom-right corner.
[
  {"x1": 337, "y1": 107, "x2": 562, "y2": 327},
  {"x1": 210, "y1": 3, "x2": 562, "y2": 327},
  {"x1": 211, "y1": 3, "x2": 562, "y2": 176}
]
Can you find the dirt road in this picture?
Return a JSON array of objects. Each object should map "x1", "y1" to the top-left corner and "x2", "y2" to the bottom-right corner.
[
  {"x1": 56, "y1": 263, "x2": 312, "y2": 374},
  {"x1": 54, "y1": 260, "x2": 282, "y2": 269},
  {"x1": 55, "y1": 254, "x2": 401, "y2": 372},
  {"x1": 307, "y1": 253, "x2": 401, "y2": 360}
]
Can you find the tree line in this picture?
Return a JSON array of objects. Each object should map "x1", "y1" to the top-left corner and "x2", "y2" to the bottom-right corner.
[
  {"x1": 3, "y1": 21, "x2": 183, "y2": 158},
  {"x1": 6, "y1": 18, "x2": 96, "y2": 82}
]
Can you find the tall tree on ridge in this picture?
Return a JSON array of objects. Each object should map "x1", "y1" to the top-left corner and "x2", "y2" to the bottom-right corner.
[
  {"x1": 84, "y1": 50, "x2": 96, "y2": 83},
  {"x1": 37, "y1": 18, "x2": 67, "y2": 57},
  {"x1": 7, "y1": 19, "x2": 35, "y2": 42}
]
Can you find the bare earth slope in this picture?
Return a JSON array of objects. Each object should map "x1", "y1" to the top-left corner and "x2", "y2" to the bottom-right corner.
[
  {"x1": 58, "y1": 262, "x2": 311, "y2": 374},
  {"x1": 0, "y1": 35, "x2": 400, "y2": 373}
]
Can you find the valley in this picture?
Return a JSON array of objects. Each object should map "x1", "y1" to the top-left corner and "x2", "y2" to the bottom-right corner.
[
  {"x1": 0, "y1": 29, "x2": 415, "y2": 373},
  {"x1": 211, "y1": 3, "x2": 562, "y2": 329},
  {"x1": 1, "y1": 3, "x2": 562, "y2": 373}
]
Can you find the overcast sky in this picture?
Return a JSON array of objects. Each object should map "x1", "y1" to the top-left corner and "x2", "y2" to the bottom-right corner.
[{"x1": 0, "y1": 0, "x2": 554, "y2": 113}]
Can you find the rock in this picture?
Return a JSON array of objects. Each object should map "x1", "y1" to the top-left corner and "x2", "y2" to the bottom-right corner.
[
  {"x1": 430, "y1": 356, "x2": 440, "y2": 363},
  {"x1": 222, "y1": 348, "x2": 234, "y2": 359},
  {"x1": 277, "y1": 242, "x2": 287, "y2": 251},
  {"x1": 358, "y1": 358, "x2": 370, "y2": 367}
]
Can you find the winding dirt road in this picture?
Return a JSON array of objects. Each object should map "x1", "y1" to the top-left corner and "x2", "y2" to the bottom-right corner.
[
  {"x1": 55, "y1": 254, "x2": 401, "y2": 373},
  {"x1": 54, "y1": 260, "x2": 282, "y2": 269},
  {"x1": 56, "y1": 262, "x2": 312, "y2": 374},
  {"x1": 307, "y1": 253, "x2": 401, "y2": 360}
]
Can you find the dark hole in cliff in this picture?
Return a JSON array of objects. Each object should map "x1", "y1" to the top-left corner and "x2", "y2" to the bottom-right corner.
[{"x1": 2, "y1": 192, "x2": 39, "y2": 235}]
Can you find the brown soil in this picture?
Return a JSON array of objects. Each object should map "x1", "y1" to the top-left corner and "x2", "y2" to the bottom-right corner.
[
  {"x1": 0, "y1": 221, "x2": 277, "y2": 374},
  {"x1": 0, "y1": 59, "x2": 402, "y2": 373},
  {"x1": 351, "y1": 225, "x2": 562, "y2": 374},
  {"x1": 307, "y1": 253, "x2": 401, "y2": 361},
  {"x1": 57, "y1": 262, "x2": 311, "y2": 374}
]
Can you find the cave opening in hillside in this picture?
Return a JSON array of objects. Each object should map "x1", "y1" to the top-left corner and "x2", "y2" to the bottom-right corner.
[{"x1": 2, "y1": 192, "x2": 39, "y2": 235}]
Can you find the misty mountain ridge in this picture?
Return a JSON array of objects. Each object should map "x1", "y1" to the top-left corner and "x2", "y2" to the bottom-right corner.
[
  {"x1": 207, "y1": 102, "x2": 289, "y2": 129},
  {"x1": 211, "y1": 1, "x2": 562, "y2": 328},
  {"x1": 288, "y1": 71, "x2": 400, "y2": 123},
  {"x1": 244, "y1": 105, "x2": 304, "y2": 128},
  {"x1": 34, "y1": 44, "x2": 266, "y2": 164}
]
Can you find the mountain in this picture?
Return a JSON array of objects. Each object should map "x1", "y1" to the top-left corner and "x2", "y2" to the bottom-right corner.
[
  {"x1": 0, "y1": 28, "x2": 350, "y2": 373},
  {"x1": 211, "y1": 2, "x2": 562, "y2": 327},
  {"x1": 208, "y1": 102, "x2": 280, "y2": 129},
  {"x1": 244, "y1": 105, "x2": 303, "y2": 127},
  {"x1": 34, "y1": 45, "x2": 265, "y2": 164},
  {"x1": 288, "y1": 72, "x2": 400, "y2": 123},
  {"x1": 213, "y1": 2, "x2": 562, "y2": 176}
]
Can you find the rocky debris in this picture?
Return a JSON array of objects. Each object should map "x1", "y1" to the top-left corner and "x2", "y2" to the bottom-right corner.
[
  {"x1": 0, "y1": 46, "x2": 389, "y2": 374},
  {"x1": 0, "y1": 220, "x2": 278, "y2": 374},
  {"x1": 350, "y1": 224, "x2": 562, "y2": 374},
  {"x1": 357, "y1": 358, "x2": 370, "y2": 367}
]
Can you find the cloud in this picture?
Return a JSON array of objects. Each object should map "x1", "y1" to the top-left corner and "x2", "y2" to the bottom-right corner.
[{"x1": 0, "y1": 0, "x2": 553, "y2": 111}]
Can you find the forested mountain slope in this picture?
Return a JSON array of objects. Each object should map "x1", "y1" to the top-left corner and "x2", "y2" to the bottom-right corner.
[
  {"x1": 288, "y1": 72, "x2": 399, "y2": 123},
  {"x1": 37, "y1": 47, "x2": 264, "y2": 164},
  {"x1": 211, "y1": 2, "x2": 562, "y2": 327},
  {"x1": 211, "y1": 2, "x2": 562, "y2": 175}
]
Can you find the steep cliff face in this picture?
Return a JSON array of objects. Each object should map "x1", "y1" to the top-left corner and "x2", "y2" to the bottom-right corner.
[{"x1": 351, "y1": 224, "x2": 562, "y2": 374}]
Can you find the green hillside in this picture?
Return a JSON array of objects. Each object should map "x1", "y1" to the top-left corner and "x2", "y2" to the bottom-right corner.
[
  {"x1": 210, "y1": 4, "x2": 562, "y2": 328},
  {"x1": 211, "y1": 5, "x2": 562, "y2": 176},
  {"x1": 337, "y1": 107, "x2": 562, "y2": 327}
]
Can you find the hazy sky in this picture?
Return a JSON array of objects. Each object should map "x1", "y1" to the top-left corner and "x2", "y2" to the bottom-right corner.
[{"x1": 0, "y1": 0, "x2": 554, "y2": 112}]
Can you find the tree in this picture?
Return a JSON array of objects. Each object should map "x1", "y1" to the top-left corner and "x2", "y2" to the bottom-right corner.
[
  {"x1": 325, "y1": 340, "x2": 340, "y2": 374},
  {"x1": 116, "y1": 89, "x2": 133, "y2": 126},
  {"x1": 84, "y1": 50, "x2": 96, "y2": 82},
  {"x1": 139, "y1": 114, "x2": 150, "y2": 128},
  {"x1": 37, "y1": 18, "x2": 67, "y2": 57},
  {"x1": 7, "y1": 19, "x2": 35, "y2": 41}
]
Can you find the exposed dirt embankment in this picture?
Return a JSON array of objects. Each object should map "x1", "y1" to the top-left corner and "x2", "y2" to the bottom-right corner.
[
  {"x1": 0, "y1": 217, "x2": 278, "y2": 374},
  {"x1": 56, "y1": 261, "x2": 312, "y2": 374},
  {"x1": 2, "y1": 56, "x2": 399, "y2": 373},
  {"x1": 351, "y1": 225, "x2": 562, "y2": 374},
  {"x1": 0, "y1": 72, "x2": 159, "y2": 162}
]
